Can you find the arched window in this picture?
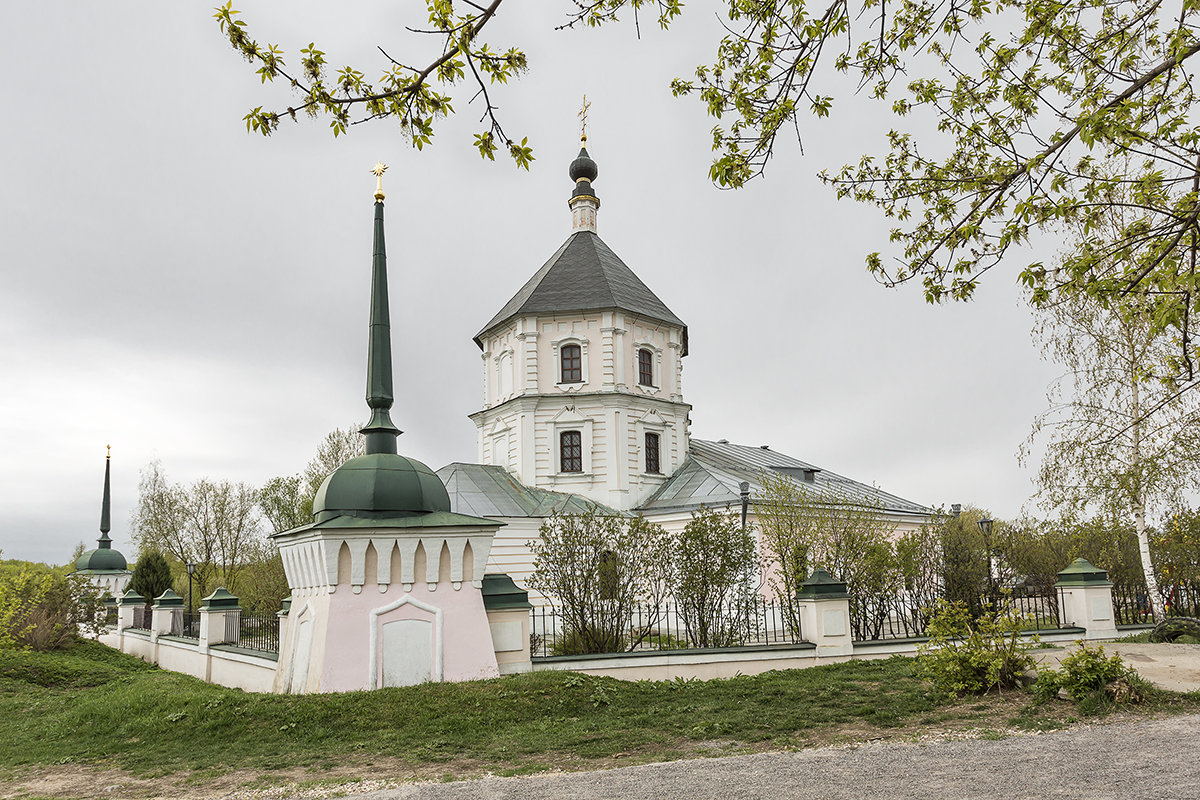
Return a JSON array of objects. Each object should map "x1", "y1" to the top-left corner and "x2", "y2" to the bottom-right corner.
[
  {"x1": 561, "y1": 344, "x2": 582, "y2": 383},
  {"x1": 560, "y1": 430, "x2": 583, "y2": 472},
  {"x1": 637, "y1": 348, "x2": 654, "y2": 386},
  {"x1": 645, "y1": 432, "x2": 661, "y2": 474}
]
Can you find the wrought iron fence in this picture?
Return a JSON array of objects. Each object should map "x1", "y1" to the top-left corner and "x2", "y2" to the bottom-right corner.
[
  {"x1": 1113, "y1": 581, "x2": 1200, "y2": 624},
  {"x1": 171, "y1": 611, "x2": 201, "y2": 639},
  {"x1": 131, "y1": 606, "x2": 151, "y2": 630},
  {"x1": 1113, "y1": 584, "x2": 1154, "y2": 626},
  {"x1": 531, "y1": 597, "x2": 801, "y2": 658},
  {"x1": 103, "y1": 606, "x2": 118, "y2": 627},
  {"x1": 1164, "y1": 581, "x2": 1200, "y2": 618},
  {"x1": 227, "y1": 611, "x2": 280, "y2": 653},
  {"x1": 849, "y1": 588, "x2": 1063, "y2": 642}
]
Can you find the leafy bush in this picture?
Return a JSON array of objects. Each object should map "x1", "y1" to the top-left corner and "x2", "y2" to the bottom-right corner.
[
  {"x1": 673, "y1": 507, "x2": 756, "y2": 648},
  {"x1": 1033, "y1": 643, "x2": 1148, "y2": 711},
  {"x1": 528, "y1": 509, "x2": 673, "y2": 654},
  {"x1": 916, "y1": 600, "x2": 1036, "y2": 696},
  {"x1": 0, "y1": 561, "x2": 103, "y2": 651}
]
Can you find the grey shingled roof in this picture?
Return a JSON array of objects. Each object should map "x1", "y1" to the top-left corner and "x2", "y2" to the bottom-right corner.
[
  {"x1": 474, "y1": 231, "x2": 688, "y2": 354},
  {"x1": 436, "y1": 462, "x2": 621, "y2": 518},
  {"x1": 637, "y1": 439, "x2": 931, "y2": 517}
]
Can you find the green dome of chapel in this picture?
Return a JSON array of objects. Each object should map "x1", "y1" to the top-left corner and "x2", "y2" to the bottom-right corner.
[
  {"x1": 75, "y1": 446, "x2": 129, "y2": 573},
  {"x1": 313, "y1": 453, "x2": 450, "y2": 520},
  {"x1": 75, "y1": 546, "x2": 127, "y2": 572},
  {"x1": 309, "y1": 164, "x2": 453, "y2": 525}
]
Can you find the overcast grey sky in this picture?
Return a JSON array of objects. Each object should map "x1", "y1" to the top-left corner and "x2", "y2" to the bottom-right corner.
[{"x1": 0, "y1": 2, "x2": 1062, "y2": 564}]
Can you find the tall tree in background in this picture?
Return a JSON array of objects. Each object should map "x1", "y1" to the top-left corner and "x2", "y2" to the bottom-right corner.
[
  {"x1": 218, "y1": 1, "x2": 1200, "y2": 385},
  {"x1": 131, "y1": 461, "x2": 263, "y2": 598},
  {"x1": 259, "y1": 426, "x2": 365, "y2": 533},
  {"x1": 1026, "y1": 213, "x2": 1200, "y2": 620},
  {"x1": 754, "y1": 471, "x2": 898, "y2": 639},
  {"x1": 129, "y1": 551, "x2": 172, "y2": 609}
]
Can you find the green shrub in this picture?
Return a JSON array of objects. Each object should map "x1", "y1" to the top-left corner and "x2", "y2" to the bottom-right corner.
[
  {"x1": 916, "y1": 599, "x2": 1036, "y2": 696},
  {"x1": 1033, "y1": 643, "x2": 1148, "y2": 711},
  {"x1": 550, "y1": 627, "x2": 627, "y2": 656},
  {"x1": 0, "y1": 562, "x2": 103, "y2": 651}
]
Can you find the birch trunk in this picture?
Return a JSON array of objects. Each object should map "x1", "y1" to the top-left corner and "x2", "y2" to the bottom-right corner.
[{"x1": 1130, "y1": 368, "x2": 1166, "y2": 622}]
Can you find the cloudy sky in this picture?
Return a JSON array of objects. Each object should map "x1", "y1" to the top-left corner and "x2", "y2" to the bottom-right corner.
[{"x1": 0, "y1": 2, "x2": 1063, "y2": 564}]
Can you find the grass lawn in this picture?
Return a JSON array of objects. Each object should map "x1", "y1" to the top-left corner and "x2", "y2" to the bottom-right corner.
[{"x1": 3, "y1": 640, "x2": 1199, "y2": 798}]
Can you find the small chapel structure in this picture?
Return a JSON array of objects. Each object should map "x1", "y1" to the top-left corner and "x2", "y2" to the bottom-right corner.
[
  {"x1": 438, "y1": 137, "x2": 931, "y2": 596},
  {"x1": 74, "y1": 447, "x2": 132, "y2": 597},
  {"x1": 269, "y1": 166, "x2": 528, "y2": 693}
]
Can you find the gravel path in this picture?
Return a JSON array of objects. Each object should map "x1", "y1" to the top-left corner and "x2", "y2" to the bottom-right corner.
[{"x1": 355, "y1": 714, "x2": 1200, "y2": 800}]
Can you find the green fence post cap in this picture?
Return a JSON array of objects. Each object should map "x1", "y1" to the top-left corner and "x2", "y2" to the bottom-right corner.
[
  {"x1": 797, "y1": 568, "x2": 849, "y2": 599},
  {"x1": 1055, "y1": 557, "x2": 1113, "y2": 587},
  {"x1": 278, "y1": 596, "x2": 292, "y2": 616},
  {"x1": 153, "y1": 588, "x2": 184, "y2": 608},
  {"x1": 201, "y1": 587, "x2": 242, "y2": 610},
  {"x1": 118, "y1": 589, "x2": 144, "y2": 606},
  {"x1": 481, "y1": 573, "x2": 532, "y2": 610}
]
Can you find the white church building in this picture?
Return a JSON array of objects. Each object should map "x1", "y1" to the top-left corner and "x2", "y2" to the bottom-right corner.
[{"x1": 438, "y1": 140, "x2": 931, "y2": 598}]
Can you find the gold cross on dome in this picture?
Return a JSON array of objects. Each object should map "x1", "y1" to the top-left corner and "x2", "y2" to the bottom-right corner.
[
  {"x1": 372, "y1": 161, "x2": 388, "y2": 200},
  {"x1": 578, "y1": 95, "x2": 591, "y2": 143}
]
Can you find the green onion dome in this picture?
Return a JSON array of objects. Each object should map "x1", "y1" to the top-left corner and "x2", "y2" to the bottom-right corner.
[
  {"x1": 312, "y1": 453, "x2": 451, "y2": 522},
  {"x1": 75, "y1": 545, "x2": 127, "y2": 572}
]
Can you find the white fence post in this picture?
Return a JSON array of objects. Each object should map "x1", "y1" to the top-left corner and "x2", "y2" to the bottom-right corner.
[
  {"x1": 1055, "y1": 558, "x2": 1119, "y2": 640},
  {"x1": 796, "y1": 569, "x2": 854, "y2": 657}
]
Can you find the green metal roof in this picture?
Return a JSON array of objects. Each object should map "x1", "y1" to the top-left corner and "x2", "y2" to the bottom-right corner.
[
  {"x1": 75, "y1": 547, "x2": 127, "y2": 572},
  {"x1": 436, "y1": 462, "x2": 621, "y2": 518},
  {"x1": 313, "y1": 453, "x2": 453, "y2": 521},
  {"x1": 481, "y1": 573, "x2": 532, "y2": 610}
]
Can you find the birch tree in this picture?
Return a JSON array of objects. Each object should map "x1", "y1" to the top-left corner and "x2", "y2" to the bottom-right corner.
[{"x1": 1026, "y1": 286, "x2": 1200, "y2": 622}]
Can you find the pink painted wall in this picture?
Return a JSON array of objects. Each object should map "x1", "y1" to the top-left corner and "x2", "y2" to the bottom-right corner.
[{"x1": 317, "y1": 582, "x2": 499, "y2": 692}]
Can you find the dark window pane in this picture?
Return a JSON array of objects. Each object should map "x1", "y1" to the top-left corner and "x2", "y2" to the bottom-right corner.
[
  {"x1": 638, "y1": 349, "x2": 653, "y2": 386},
  {"x1": 561, "y1": 344, "x2": 582, "y2": 383},
  {"x1": 645, "y1": 432, "x2": 661, "y2": 474},
  {"x1": 560, "y1": 430, "x2": 582, "y2": 472}
]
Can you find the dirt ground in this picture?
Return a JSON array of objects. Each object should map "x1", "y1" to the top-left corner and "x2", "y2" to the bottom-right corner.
[{"x1": 1033, "y1": 642, "x2": 1200, "y2": 692}]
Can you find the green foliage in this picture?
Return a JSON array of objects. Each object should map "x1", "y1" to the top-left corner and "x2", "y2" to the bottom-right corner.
[
  {"x1": 259, "y1": 425, "x2": 365, "y2": 534},
  {"x1": 1033, "y1": 643, "x2": 1148, "y2": 712},
  {"x1": 230, "y1": 550, "x2": 289, "y2": 615},
  {"x1": 220, "y1": 2, "x2": 1200, "y2": 385},
  {"x1": 916, "y1": 600, "x2": 1036, "y2": 697},
  {"x1": 528, "y1": 509, "x2": 673, "y2": 654},
  {"x1": 0, "y1": 638, "x2": 153, "y2": 689},
  {"x1": 129, "y1": 551, "x2": 172, "y2": 608},
  {"x1": 673, "y1": 507, "x2": 757, "y2": 648},
  {"x1": 0, "y1": 561, "x2": 103, "y2": 651},
  {"x1": 754, "y1": 471, "x2": 901, "y2": 640}
]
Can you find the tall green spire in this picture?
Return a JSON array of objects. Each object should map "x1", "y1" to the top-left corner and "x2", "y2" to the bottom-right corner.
[
  {"x1": 360, "y1": 163, "x2": 402, "y2": 455},
  {"x1": 98, "y1": 445, "x2": 112, "y2": 549}
]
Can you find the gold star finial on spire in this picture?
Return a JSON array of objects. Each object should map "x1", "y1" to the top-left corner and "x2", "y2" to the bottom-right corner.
[
  {"x1": 106, "y1": 444, "x2": 111, "y2": 459},
  {"x1": 371, "y1": 161, "x2": 388, "y2": 201},
  {"x1": 578, "y1": 95, "x2": 591, "y2": 144}
]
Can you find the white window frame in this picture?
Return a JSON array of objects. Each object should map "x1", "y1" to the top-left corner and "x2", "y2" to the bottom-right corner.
[
  {"x1": 635, "y1": 409, "x2": 669, "y2": 477},
  {"x1": 552, "y1": 336, "x2": 589, "y2": 387},
  {"x1": 632, "y1": 340, "x2": 663, "y2": 393},
  {"x1": 551, "y1": 406, "x2": 593, "y2": 475}
]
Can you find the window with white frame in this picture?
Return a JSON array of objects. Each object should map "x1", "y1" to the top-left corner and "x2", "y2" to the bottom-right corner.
[{"x1": 559, "y1": 430, "x2": 583, "y2": 472}]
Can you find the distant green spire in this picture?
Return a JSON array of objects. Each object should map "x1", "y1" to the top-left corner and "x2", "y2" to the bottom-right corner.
[
  {"x1": 360, "y1": 164, "x2": 402, "y2": 455},
  {"x1": 98, "y1": 446, "x2": 112, "y2": 548}
]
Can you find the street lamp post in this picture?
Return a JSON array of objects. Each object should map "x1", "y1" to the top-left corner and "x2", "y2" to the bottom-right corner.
[
  {"x1": 186, "y1": 562, "x2": 195, "y2": 612},
  {"x1": 977, "y1": 518, "x2": 995, "y2": 603}
]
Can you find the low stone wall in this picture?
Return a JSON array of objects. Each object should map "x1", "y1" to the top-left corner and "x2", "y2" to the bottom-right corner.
[
  {"x1": 101, "y1": 626, "x2": 279, "y2": 691},
  {"x1": 532, "y1": 627, "x2": 1091, "y2": 681}
]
